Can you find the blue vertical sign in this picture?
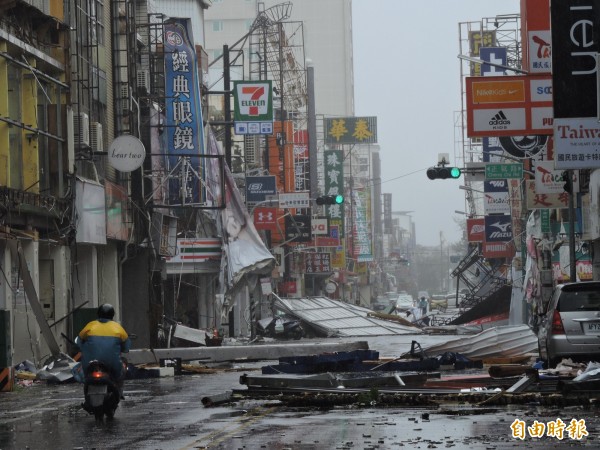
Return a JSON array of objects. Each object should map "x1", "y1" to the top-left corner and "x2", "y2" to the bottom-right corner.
[
  {"x1": 482, "y1": 137, "x2": 504, "y2": 162},
  {"x1": 164, "y1": 19, "x2": 205, "y2": 205},
  {"x1": 480, "y1": 47, "x2": 507, "y2": 76}
]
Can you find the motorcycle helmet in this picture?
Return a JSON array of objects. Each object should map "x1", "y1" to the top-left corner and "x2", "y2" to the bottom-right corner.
[{"x1": 97, "y1": 303, "x2": 115, "y2": 320}]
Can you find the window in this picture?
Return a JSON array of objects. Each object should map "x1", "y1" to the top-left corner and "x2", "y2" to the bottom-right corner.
[{"x1": 212, "y1": 21, "x2": 223, "y2": 32}]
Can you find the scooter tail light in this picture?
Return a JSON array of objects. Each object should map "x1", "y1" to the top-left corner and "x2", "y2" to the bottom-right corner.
[
  {"x1": 551, "y1": 310, "x2": 565, "y2": 335},
  {"x1": 92, "y1": 371, "x2": 104, "y2": 379}
]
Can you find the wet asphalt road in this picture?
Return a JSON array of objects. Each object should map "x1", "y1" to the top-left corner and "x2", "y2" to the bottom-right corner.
[{"x1": 1, "y1": 335, "x2": 599, "y2": 449}]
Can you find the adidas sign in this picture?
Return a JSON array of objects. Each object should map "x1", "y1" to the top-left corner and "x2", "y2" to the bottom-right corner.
[{"x1": 489, "y1": 111, "x2": 510, "y2": 128}]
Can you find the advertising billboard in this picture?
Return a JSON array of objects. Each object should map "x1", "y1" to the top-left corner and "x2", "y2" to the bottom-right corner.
[{"x1": 466, "y1": 74, "x2": 553, "y2": 137}]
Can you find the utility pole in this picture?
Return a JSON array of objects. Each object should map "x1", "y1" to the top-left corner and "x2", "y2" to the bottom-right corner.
[
  {"x1": 223, "y1": 44, "x2": 232, "y2": 168},
  {"x1": 567, "y1": 170, "x2": 577, "y2": 281}
]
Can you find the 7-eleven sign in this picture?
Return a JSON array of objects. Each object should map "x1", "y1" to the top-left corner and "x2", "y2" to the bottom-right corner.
[{"x1": 234, "y1": 81, "x2": 273, "y2": 121}]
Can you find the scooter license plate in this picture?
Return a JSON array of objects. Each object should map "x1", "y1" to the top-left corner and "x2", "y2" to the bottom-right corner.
[{"x1": 88, "y1": 384, "x2": 108, "y2": 395}]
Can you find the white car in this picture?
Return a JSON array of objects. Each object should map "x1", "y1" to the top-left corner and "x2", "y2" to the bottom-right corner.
[{"x1": 396, "y1": 294, "x2": 414, "y2": 312}]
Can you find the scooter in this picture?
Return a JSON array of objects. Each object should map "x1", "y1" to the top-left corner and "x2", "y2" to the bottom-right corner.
[
  {"x1": 256, "y1": 315, "x2": 305, "y2": 340},
  {"x1": 73, "y1": 335, "x2": 125, "y2": 421},
  {"x1": 82, "y1": 359, "x2": 122, "y2": 421}
]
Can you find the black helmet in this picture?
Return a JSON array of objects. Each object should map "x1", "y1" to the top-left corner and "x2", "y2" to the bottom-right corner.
[{"x1": 97, "y1": 303, "x2": 115, "y2": 320}]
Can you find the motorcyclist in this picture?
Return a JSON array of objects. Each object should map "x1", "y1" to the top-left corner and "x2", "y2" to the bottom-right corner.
[{"x1": 78, "y1": 304, "x2": 131, "y2": 407}]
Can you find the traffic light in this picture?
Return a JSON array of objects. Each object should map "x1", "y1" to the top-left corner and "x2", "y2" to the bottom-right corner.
[
  {"x1": 316, "y1": 194, "x2": 344, "y2": 205},
  {"x1": 426, "y1": 166, "x2": 461, "y2": 180}
]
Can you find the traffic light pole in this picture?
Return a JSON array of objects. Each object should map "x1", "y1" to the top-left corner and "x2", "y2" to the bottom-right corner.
[{"x1": 567, "y1": 170, "x2": 577, "y2": 281}]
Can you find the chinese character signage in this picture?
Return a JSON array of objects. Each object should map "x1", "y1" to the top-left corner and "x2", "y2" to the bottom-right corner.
[
  {"x1": 323, "y1": 150, "x2": 344, "y2": 235},
  {"x1": 304, "y1": 252, "x2": 331, "y2": 273},
  {"x1": 279, "y1": 192, "x2": 310, "y2": 209},
  {"x1": 383, "y1": 193, "x2": 392, "y2": 233},
  {"x1": 535, "y1": 161, "x2": 579, "y2": 194},
  {"x1": 469, "y1": 30, "x2": 496, "y2": 76},
  {"x1": 353, "y1": 189, "x2": 373, "y2": 262},
  {"x1": 526, "y1": 179, "x2": 569, "y2": 209},
  {"x1": 324, "y1": 117, "x2": 377, "y2": 144},
  {"x1": 485, "y1": 163, "x2": 523, "y2": 179},
  {"x1": 164, "y1": 19, "x2": 205, "y2": 205},
  {"x1": 523, "y1": 0, "x2": 551, "y2": 73},
  {"x1": 483, "y1": 137, "x2": 504, "y2": 162},
  {"x1": 233, "y1": 80, "x2": 273, "y2": 135},
  {"x1": 554, "y1": 117, "x2": 600, "y2": 169}
]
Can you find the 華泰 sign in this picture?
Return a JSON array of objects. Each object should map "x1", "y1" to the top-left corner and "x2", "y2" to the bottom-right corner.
[{"x1": 324, "y1": 117, "x2": 377, "y2": 144}]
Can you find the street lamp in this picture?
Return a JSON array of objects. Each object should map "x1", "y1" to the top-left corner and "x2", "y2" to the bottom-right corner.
[{"x1": 459, "y1": 185, "x2": 485, "y2": 194}]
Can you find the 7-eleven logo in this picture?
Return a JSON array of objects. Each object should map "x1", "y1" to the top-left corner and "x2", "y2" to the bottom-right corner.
[{"x1": 237, "y1": 83, "x2": 270, "y2": 117}]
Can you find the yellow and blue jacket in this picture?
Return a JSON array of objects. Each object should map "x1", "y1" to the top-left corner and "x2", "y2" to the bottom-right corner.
[{"x1": 78, "y1": 319, "x2": 131, "y2": 378}]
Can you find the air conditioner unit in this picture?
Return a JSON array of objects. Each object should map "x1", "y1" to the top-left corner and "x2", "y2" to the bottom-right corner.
[
  {"x1": 90, "y1": 122, "x2": 103, "y2": 153},
  {"x1": 119, "y1": 67, "x2": 128, "y2": 84},
  {"x1": 244, "y1": 135, "x2": 260, "y2": 164},
  {"x1": 120, "y1": 85, "x2": 129, "y2": 99},
  {"x1": 73, "y1": 112, "x2": 90, "y2": 147},
  {"x1": 137, "y1": 70, "x2": 150, "y2": 92}
]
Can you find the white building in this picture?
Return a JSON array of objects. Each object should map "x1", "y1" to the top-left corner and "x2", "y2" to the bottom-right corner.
[{"x1": 205, "y1": 0, "x2": 354, "y2": 117}]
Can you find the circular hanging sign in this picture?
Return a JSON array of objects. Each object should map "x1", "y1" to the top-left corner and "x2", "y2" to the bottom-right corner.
[
  {"x1": 108, "y1": 135, "x2": 146, "y2": 172},
  {"x1": 325, "y1": 281, "x2": 337, "y2": 294}
]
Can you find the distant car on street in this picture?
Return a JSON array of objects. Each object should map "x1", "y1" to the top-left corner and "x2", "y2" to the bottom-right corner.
[
  {"x1": 538, "y1": 281, "x2": 600, "y2": 367},
  {"x1": 395, "y1": 294, "x2": 414, "y2": 312}
]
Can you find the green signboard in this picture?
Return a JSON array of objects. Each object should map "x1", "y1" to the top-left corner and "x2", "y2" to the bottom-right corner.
[
  {"x1": 323, "y1": 150, "x2": 344, "y2": 236},
  {"x1": 485, "y1": 163, "x2": 523, "y2": 180},
  {"x1": 324, "y1": 116, "x2": 377, "y2": 144},
  {"x1": 541, "y1": 209, "x2": 550, "y2": 233}
]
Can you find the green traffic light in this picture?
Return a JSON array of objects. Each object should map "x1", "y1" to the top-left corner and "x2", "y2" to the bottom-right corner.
[
  {"x1": 335, "y1": 194, "x2": 344, "y2": 204},
  {"x1": 450, "y1": 167, "x2": 461, "y2": 178}
]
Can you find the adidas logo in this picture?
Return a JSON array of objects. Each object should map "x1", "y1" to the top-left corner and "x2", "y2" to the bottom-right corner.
[{"x1": 489, "y1": 111, "x2": 510, "y2": 127}]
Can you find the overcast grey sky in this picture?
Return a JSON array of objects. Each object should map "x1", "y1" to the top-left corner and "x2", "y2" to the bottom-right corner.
[{"x1": 352, "y1": 0, "x2": 521, "y2": 246}]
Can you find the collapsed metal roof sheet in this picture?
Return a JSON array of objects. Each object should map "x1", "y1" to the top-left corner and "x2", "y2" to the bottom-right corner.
[
  {"x1": 409, "y1": 324, "x2": 537, "y2": 360},
  {"x1": 274, "y1": 296, "x2": 421, "y2": 337}
]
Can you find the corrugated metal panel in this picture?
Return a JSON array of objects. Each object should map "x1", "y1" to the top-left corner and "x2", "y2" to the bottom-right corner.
[
  {"x1": 415, "y1": 325, "x2": 537, "y2": 360},
  {"x1": 274, "y1": 296, "x2": 421, "y2": 337}
]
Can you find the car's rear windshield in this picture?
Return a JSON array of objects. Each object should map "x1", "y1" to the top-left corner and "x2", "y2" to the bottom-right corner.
[{"x1": 557, "y1": 289, "x2": 600, "y2": 312}]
